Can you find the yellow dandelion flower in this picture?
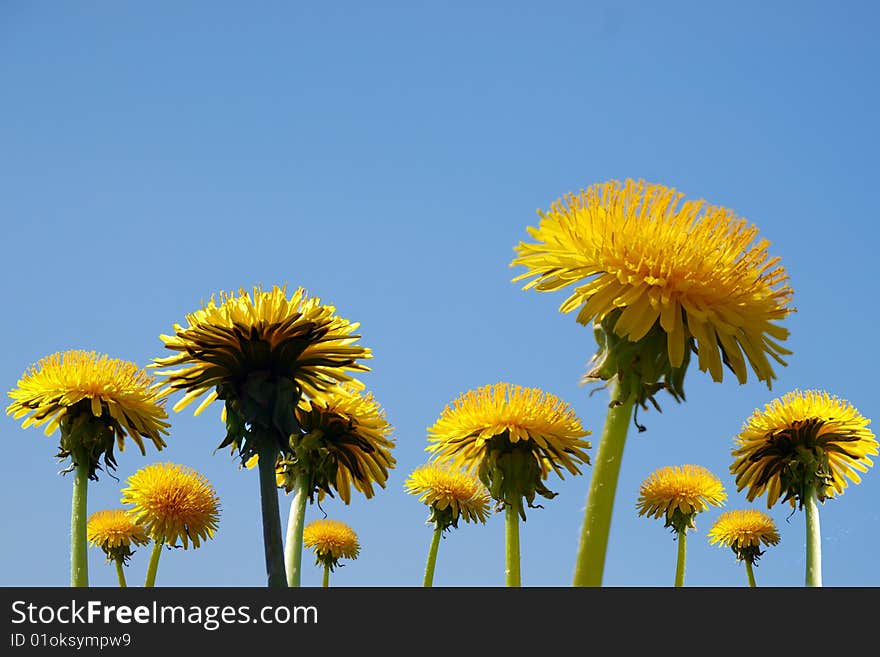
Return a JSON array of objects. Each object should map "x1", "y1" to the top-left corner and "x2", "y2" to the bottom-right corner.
[
  {"x1": 279, "y1": 384, "x2": 395, "y2": 504},
  {"x1": 708, "y1": 509, "x2": 780, "y2": 563},
  {"x1": 511, "y1": 179, "x2": 794, "y2": 400},
  {"x1": 7, "y1": 350, "x2": 169, "y2": 476},
  {"x1": 121, "y1": 462, "x2": 220, "y2": 550},
  {"x1": 303, "y1": 519, "x2": 359, "y2": 571},
  {"x1": 153, "y1": 284, "x2": 371, "y2": 460},
  {"x1": 731, "y1": 389, "x2": 877, "y2": 509},
  {"x1": 637, "y1": 464, "x2": 727, "y2": 531},
  {"x1": 87, "y1": 509, "x2": 149, "y2": 564},
  {"x1": 427, "y1": 382, "x2": 590, "y2": 519},
  {"x1": 405, "y1": 463, "x2": 492, "y2": 530}
]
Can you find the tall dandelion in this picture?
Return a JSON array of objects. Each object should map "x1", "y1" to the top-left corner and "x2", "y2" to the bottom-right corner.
[
  {"x1": 708, "y1": 509, "x2": 780, "y2": 587},
  {"x1": 152, "y1": 284, "x2": 371, "y2": 587},
  {"x1": 427, "y1": 382, "x2": 591, "y2": 586},
  {"x1": 510, "y1": 179, "x2": 794, "y2": 586},
  {"x1": 121, "y1": 462, "x2": 220, "y2": 587},
  {"x1": 87, "y1": 509, "x2": 150, "y2": 587},
  {"x1": 302, "y1": 519, "x2": 359, "y2": 587},
  {"x1": 730, "y1": 389, "x2": 876, "y2": 586},
  {"x1": 273, "y1": 383, "x2": 394, "y2": 587},
  {"x1": 404, "y1": 463, "x2": 491, "y2": 586},
  {"x1": 637, "y1": 464, "x2": 726, "y2": 586},
  {"x1": 6, "y1": 350, "x2": 169, "y2": 586}
]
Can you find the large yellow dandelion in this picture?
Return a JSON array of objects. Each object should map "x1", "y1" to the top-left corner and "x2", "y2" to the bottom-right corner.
[
  {"x1": 427, "y1": 382, "x2": 590, "y2": 586},
  {"x1": 153, "y1": 284, "x2": 371, "y2": 588},
  {"x1": 511, "y1": 179, "x2": 794, "y2": 391},
  {"x1": 637, "y1": 464, "x2": 726, "y2": 587}
]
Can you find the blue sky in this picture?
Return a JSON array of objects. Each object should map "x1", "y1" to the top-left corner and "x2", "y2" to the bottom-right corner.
[{"x1": 2, "y1": 1, "x2": 878, "y2": 587}]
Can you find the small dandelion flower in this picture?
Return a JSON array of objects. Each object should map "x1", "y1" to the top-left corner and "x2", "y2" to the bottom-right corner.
[
  {"x1": 7, "y1": 350, "x2": 169, "y2": 477},
  {"x1": 428, "y1": 382, "x2": 590, "y2": 587},
  {"x1": 637, "y1": 464, "x2": 726, "y2": 587},
  {"x1": 121, "y1": 462, "x2": 220, "y2": 550},
  {"x1": 637, "y1": 464, "x2": 727, "y2": 533},
  {"x1": 406, "y1": 463, "x2": 492, "y2": 587},
  {"x1": 731, "y1": 389, "x2": 877, "y2": 509},
  {"x1": 427, "y1": 382, "x2": 591, "y2": 518},
  {"x1": 708, "y1": 509, "x2": 780, "y2": 564},
  {"x1": 405, "y1": 463, "x2": 491, "y2": 531},
  {"x1": 278, "y1": 383, "x2": 396, "y2": 504},
  {"x1": 303, "y1": 519, "x2": 359, "y2": 582},
  {"x1": 87, "y1": 509, "x2": 149, "y2": 565}
]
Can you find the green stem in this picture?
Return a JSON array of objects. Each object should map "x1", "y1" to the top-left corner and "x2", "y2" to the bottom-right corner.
[
  {"x1": 256, "y1": 443, "x2": 287, "y2": 588},
  {"x1": 505, "y1": 504, "x2": 521, "y2": 587},
  {"x1": 674, "y1": 529, "x2": 687, "y2": 587},
  {"x1": 745, "y1": 559, "x2": 757, "y2": 588},
  {"x1": 804, "y1": 482, "x2": 822, "y2": 587},
  {"x1": 70, "y1": 451, "x2": 89, "y2": 587},
  {"x1": 322, "y1": 563, "x2": 330, "y2": 588},
  {"x1": 114, "y1": 558, "x2": 127, "y2": 588},
  {"x1": 144, "y1": 541, "x2": 163, "y2": 588},
  {"x1": 423, "y1": 524, "x2": 443, "y2": 587},
  {"x1": 284, "y1": 470, "x2": 310, "y2": 587},
  {"x1": 572, "y1": 379, "x2": 636, "y2": 587}
]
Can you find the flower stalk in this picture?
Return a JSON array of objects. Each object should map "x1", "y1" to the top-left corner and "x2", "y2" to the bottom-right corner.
[
  {"x1": 674, "y1": 529, "x2": 687, "y2": 587},
  {"x1": 572, "y1": 379, "x2": 635, "y2": 586},
  {"x1": 284, "y1": 471, "x2": 310, "y2": 588},
  {"x1": 144, "y1": 541, "x2": 163, "y2": 588},
  {"x1": 423, "y1": 524, "x2": 443, "y2": 587},
  {"x1": 256, "y1": 442, "x2": 287, "y2": 588},
  {"x1": 70, "y1": 448, "x2": 90, "y2": 588},
  {"x1": 804, "y1": 481, "x2": 822, "y2": 587},
  {"x1": 505, "y1": 504, "x2": 521, "y2": 587}
]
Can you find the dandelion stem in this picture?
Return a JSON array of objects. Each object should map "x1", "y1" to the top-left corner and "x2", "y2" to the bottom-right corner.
[
  {"x1": 70, "y1": 449, "x2": 89, "y2": 588},
  {"x1": 674, "y1": 529, "x2": 687, "y2": 587},
  {"x1": 322, "y1": 563, "x2": 330, "y2": 588},
  {"x1": 256, "y1": 443, "x2": 287, "y2": 588},
  {"x1": 804, "y1": 481, "x2": 822, "y2": 587},
  {"x1": 572, "y1": 379, "x2": 636, "y2": 586},
  {"x1": 114, "y1": 558, "x2": 127, "y2": 588},
  {"x1": 745, "y1": 560, "x2": 757, "y2": 587},
  {"x1": 284, "y1": 470, "x2": 309, "y2": 587},
  {"x1": 423, "y1": 524, "x2": 443, "y2": 587},
  {"x1": 505, "y1": 504, "x2": 521, "y2": 587},
  {"x1": 144, "y1": 541, "x2": 163, "y2": 587}
]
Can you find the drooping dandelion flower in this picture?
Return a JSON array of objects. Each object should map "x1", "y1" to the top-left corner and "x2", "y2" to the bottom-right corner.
[
  {"x1": 273, "y1": 383, "x2": 394, "y2": 587},
  {"x1": 427, "y1": 382, "x2": 591, "y2": 586},
  {"x1": 509, "y1": 179, "x2": 794, "y2": 586},
  {"x1": 87, "y1": 509, "x2": 150, "y2": 587},
  {"x1": 636, "y1": 464, "x2": 726, "y2": 586},
  {"x1": 730, "y1": 389, "x2": 876, "y2": 586},
  {"x1": 404, "y1": 463, "x2": 491, "y2": 586},
  {"x1": 152, "y1": 284, "x2": 371, "y2": 588},
  {"x1": 6, "y1": 350, "x2": 169, "y2": 587},
  {"x1": 708, "y1": 509, "x2": 780, "y2": 587},
  {"x1": 121, "y1": 462, "x2": 220, "y2": 587},
  {"x1": 302, "y1": 519, "x2": 359, "y2": 587}
]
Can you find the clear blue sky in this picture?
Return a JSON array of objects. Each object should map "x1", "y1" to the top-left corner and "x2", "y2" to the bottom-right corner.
[{"x1": 2, "y1": 1, "x2": 878, "y2": 587}]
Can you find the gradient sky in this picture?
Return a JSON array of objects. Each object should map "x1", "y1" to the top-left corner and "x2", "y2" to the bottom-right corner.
[{"x1": 2, "y1": 1, "x2": 878, "y2": 588}]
